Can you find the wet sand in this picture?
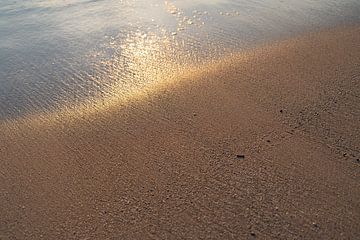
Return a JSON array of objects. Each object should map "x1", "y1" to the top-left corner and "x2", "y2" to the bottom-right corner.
[{"x1": 1, "y1": 26, "x2": 360, "y2": 239}]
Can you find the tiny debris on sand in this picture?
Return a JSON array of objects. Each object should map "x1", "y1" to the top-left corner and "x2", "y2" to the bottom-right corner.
[{"x1": 236, "y1": 154, "x2": 245, "y2": 159}]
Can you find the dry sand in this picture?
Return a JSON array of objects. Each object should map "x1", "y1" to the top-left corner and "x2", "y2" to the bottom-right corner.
[{"x1": 0, "y1": 26, "x2": 360, "y2": 239}]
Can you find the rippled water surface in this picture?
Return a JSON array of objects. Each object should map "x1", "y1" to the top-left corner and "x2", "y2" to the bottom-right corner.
[{"x1": 1, "y1": 0, "x2": 359, "y2": 120}]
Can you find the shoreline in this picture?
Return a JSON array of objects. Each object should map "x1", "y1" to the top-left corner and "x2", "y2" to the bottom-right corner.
[
  {"x1": 1, "y1": 25, "x2": 359, "y2": 239},
  {"x1": 1, "y1": 24, "x2": 359, "y2": 126}
]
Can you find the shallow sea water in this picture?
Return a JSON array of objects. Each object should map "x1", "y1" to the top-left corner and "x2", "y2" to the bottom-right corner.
[{"x1": 0, "y1": 0, "x2": 359, "y2": 120}]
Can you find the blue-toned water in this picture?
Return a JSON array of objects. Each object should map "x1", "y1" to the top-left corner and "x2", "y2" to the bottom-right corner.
[{"x1": 0, "y1": 0, "x2": 359, "y2": 120}]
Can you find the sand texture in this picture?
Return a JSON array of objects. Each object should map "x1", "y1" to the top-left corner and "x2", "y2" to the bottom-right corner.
[{"x1": 0, "y1": 26, "x2": 360, "y2": 239}]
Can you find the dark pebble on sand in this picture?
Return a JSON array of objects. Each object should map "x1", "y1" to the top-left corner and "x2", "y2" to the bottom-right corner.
[
  {"x1": 250, "y1": 232, "x2": 256, "y2": 237},
  {"x1": 236, "y1": 154, "x2": 245, "y2": 159},
  {"x1": 280, "y1": 109, "x2": 283, "y2": 113}
]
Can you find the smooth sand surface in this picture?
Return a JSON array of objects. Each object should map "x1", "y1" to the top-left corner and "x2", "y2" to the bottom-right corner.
[{"x1": 1, "y1": 26, "x2": 359, "y2": 239}]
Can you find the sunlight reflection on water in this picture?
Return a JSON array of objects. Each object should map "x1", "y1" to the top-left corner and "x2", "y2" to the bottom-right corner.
[{"x1": 0, "y1": 0, "x2": 359, "y2": 120}]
